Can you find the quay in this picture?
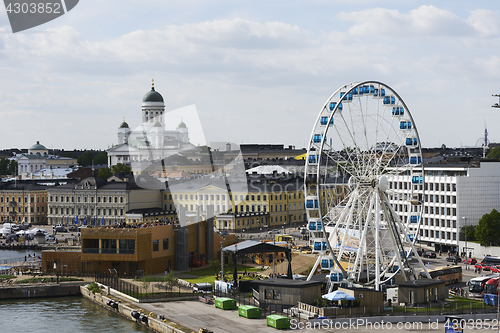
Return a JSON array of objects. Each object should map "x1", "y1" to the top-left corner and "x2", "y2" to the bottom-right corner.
[{"x1": 0, "y1": 281, "x2": 86, "y2": 300}]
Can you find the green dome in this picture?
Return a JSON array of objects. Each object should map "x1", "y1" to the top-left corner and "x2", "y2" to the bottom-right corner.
[
  {"x1": 142, "y1": 87, "x2": 164, "y2": 103},
  {"x1": 177, "y1": 120, "x2": 187, "y2": 128},
  {"x1": 120, "y1": 121, "x2": 129, "y2": 128},
  {"x1": 30, "y1": 141, "x2": 46, "y2": 150}
]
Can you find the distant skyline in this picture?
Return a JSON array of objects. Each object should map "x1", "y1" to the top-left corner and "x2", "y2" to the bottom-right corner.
[{"x1": 1, "y1": 1, "x2": 499, "y2": 151}]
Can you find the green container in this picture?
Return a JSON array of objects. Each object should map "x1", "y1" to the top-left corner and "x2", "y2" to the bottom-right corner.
[
  {"x1": 214, "y1": 297, "x2": 237, "y2": 310},
  {"x1": 238, "y1": 305, "x2": 262, "y2": 319},
  {"x1": 266, "y1": 315, "x2": 291, "y2": 329}
]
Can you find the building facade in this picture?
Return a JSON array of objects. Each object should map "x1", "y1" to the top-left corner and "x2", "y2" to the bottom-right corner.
[
  {"x1": 46, "y1": 175, "x2": 162, "y2": 226},
  {"x1": 0, "y1": 181, "x2": 48, "y2": 224},
  {"x1": 389, "y1": 160, "x2": 500, "y2": 251}
]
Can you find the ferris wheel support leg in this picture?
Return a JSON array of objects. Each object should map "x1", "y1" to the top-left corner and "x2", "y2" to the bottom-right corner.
[
  {"x1": 384, "y1": 192, "x2": 431, "y2": 280},
  {"x1": 307, "y1": 256, "x2": 321, "y2": 281}
]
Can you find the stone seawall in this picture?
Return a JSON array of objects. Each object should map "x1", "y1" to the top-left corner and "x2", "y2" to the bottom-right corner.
[
  {"x1": 80, "y1": 285, "x2": 188, "y2": 333},
  {"x1": 0, "y1": 282, "x2": 85, "y2": 300}
]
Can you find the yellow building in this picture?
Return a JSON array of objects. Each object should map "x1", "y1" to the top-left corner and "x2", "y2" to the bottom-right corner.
[
  {"x1": 0, "y1": 181, "x2": 48, "y2": 224},
  {"x1": 161, "y1": 175, "x2": 338, "y2": 232}
]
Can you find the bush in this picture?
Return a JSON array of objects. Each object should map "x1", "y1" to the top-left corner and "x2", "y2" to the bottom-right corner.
[{"x1": 87, "y1": 282, "x2": 101, "y2": 294}]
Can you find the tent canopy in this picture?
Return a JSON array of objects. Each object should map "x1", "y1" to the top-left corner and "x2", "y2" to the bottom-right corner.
[{"x1": 222, "y1": 240, "x2": 291, "y2": 254}]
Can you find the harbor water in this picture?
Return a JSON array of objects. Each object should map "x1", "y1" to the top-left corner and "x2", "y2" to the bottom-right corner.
[{"x1": 0, "y1": 249, "x2": 150, "y2": 332}]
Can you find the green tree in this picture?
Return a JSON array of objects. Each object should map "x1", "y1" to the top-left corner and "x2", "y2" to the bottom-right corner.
[
  {"x1": 461, "y1": 225, "x2": 476, "y2": 241},
  {"x1": 486, "y1": 146, "x2": 500, "y2": 160},
  {"x1": 163, "y1": 271, "x2": 178, "y2": 292},
  {"x1": 8, "y1": 160, "x2": 17, "y2": 174},
  {"x1": 111, "y1": 163, "x2": 131, "y2": 175},
  {"x1": 94, "y1": 152, "x2": 108, "y2": 165},
  {"x1": 77, "y1": 151, "x2": 94, "y2": 167},
  {"x1": 97, "y1": 167, "x2": 113, "y2": 180},
  {"x1": 476, "y1": 209, "x2": 500, "y2": 246}
]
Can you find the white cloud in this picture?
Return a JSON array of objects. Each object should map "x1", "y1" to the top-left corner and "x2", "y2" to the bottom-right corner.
[{"x1": 339, "y1": 6, "x2": 474, "y2": 38}]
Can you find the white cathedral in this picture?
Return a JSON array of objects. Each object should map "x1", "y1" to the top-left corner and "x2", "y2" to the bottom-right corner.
[{"x1": 107, "y1": 81, "x2": 198, "y2": 170}]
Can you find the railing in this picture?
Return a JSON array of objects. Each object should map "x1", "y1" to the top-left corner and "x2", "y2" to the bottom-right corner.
[
  {"x1": 296, "y1": 301, "x2": 498, "y2": 318},
  {"x1": 95, "y1": 272, "x2": 141, "y2": 299}
]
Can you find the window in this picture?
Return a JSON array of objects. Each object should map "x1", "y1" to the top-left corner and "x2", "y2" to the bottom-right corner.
[
  {"x1": 163, "y1": 238, "x2": 169, "y2": 250},
  {"x1": 153, "y1": 240, "x2": 159, "y2": 252}
]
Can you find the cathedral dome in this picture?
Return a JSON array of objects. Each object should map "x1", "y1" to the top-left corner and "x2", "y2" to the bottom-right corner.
[
  {"x1": 153, "y1": 120, "x2": 162, "y2": 127},
  {"x1": 30, "y1": 141, "x2": 47, "y2": 150},
  {"x1": 177, "y1": 120, "x2": 187, "y2": 128},
  {"x1": 142, "y1": 87, "x2": 164, "y2": 103},
  {"x1": 119, "y1": 120, "x2": 129, "y2": 128}
]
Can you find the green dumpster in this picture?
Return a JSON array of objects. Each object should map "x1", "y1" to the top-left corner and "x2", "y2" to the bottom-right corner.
[
  {"x1": 266, "y1": 315, "x2": 291, "y2": 329},
  {"x1": 238, "y1": 305, "x2": 262, "y2": 319},
  {"x1": 214, "y1": 297, "x2": 237, "y2": 310}
]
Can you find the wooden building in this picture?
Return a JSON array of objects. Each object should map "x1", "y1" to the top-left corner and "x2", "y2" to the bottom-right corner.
[{"x1": 397, "y1": 279, "x2": 447, "y2": 305}]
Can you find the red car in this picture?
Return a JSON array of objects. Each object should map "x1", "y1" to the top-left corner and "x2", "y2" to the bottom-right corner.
[
  {"x1": 491, "y1": 265, "x2": 500, "y2": 273},
  {"x1": 464, "y1": 258, "x2": 477, "y2": 265},
  {"x1": 475, "y1": 263, "x2": 489, "y2": 271}
]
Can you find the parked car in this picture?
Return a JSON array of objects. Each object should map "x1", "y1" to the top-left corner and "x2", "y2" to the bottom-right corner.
[
  {"x1": 54, "y1": 226, "x2": 68, "y2": 233},
  {"x1": 423, "y1": 252, "x2": 437, "y2": 258},
  {"x1": 474, "y1": 262, "x2": 488, "y2": 270},
  {"x1": 446, "y1": 255, "x2": 461, "y2": 263},
  {"x1": 268, "y1": 229, "x2": 280, "y2": 234},
  {"x1": 464, "y1": 258, "x2": 477, "y2": 265},
  {"x1": 490, "y1": 265, "x2": 500, "y2": 273}
]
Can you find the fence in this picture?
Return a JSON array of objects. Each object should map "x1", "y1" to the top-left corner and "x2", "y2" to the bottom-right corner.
[
  {"x1": 94, "y1": 272, "x2": 141, "y2": 299},
  {"x1": 297, "y1": 301, "x2": 498, "y2": 318}
]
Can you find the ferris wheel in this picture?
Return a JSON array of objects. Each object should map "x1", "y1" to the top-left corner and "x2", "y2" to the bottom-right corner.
[{"x1": 304, "y1": 81, "x2": 430, "y2": 292}]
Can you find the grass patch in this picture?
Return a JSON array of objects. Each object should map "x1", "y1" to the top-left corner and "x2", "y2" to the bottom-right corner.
[
  {"x1": 0, "y1": 274, "x2": 16, "y2": 280},
  {"x1": 134, "y1": 276, "x2": 167, "y2": 282}
]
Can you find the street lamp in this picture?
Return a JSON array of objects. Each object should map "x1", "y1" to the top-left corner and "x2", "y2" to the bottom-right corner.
[{"x1": 462, "y1": 217, "x2": 468, "y2": 259}]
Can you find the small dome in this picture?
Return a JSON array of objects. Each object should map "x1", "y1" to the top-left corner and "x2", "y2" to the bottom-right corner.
[
  {"x1": 30, "y1": 141, "x2": 46, "y2": 150},
  {"x1": 142, "y1": 87, "x2": 164, "y2": 103},
  {"x1": 177, "y1": 120, "x2": 187, "y2": 128},
  {"x1": 120, "y1": 121, "x2": 129, "y2": 128},
  {"x1": 153, "y1": 120, "x2": 162, "y2": 127}
]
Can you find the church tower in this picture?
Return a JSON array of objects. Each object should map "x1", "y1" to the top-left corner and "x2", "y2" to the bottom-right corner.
[
  {"x1": 177, "y1": 118, "x2": 189, "y2": 143},
  {"x1": 141, "y1": 79, "x2": 165, "y2": 124},
  {"x1": 117, "y1": 118, "x2": 131, "y2": 144}
]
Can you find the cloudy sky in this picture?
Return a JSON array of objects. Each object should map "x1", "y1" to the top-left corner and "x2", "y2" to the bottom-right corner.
[{"x1": 0, "y1": 0, "x2": 499, "y2": 151}]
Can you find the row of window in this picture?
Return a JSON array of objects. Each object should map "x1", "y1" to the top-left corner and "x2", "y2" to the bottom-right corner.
[
  {"x1": 49, "y1": 207, "x2": 124, "y2": 216},
  {"x1": 0, "y1": 206, "x2": 44, "y2": 213},
  {"x1": 49, "y1": 195, "x2": 124, "y2": 204},
  {"x1": 390, "y1": 181, "x2": 457, "y2": 192},
  {"x1": 423, "y1": 218, "x2": 457, "y2": 228},
  {"x1": 163, "y1": 193, "x2": 308, "y2": 202},
  {"x1": 420, "y1": 229, "x2": 457, "y2": 240},
  {"x1": 0, "y1": 196, "x2": 44, "y2": 203}
]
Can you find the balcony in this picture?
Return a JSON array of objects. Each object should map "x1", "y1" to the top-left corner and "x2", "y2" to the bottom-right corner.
[{"x1": 82, "y1": 248, "x2": 135, "y2": 255}]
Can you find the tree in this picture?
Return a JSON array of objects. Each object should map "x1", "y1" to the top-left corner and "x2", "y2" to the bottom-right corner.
[
  {"x1": 94, "y1": 152, "x2": 108, "y2": 165},
  {"x1": 163, "y1": 271, "x2": 178, "y2": 292},
  {"x1": 77, "y1": 151, "x2": 94, "y2": 167},
  {"x1": 487, "y1": 146, "x2": 500, "y2": 160},
  {"x1": 475, "y1": 209, "x2": 500, "y2": 246},
  {"x1": 97, "y1": 167, "x2": 113, "y2": 180},
  {"x1": 111, "y1": 163, "x2": 131, "y2": 175},
  {"x1": 461, "y1": 225, "x2": 476, "y2": 241}
]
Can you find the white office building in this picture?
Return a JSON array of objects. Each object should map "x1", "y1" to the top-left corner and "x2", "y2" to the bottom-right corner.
[{"x1": 389, "y1": 161, "x2": 500, "y2": 251}]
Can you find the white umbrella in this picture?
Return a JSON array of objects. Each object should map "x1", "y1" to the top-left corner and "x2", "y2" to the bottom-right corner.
[{"x1": 322, "y1": 290, "x2": 355, "y2": 301}]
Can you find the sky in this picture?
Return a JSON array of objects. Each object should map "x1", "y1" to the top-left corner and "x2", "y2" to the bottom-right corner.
[{"x1": 0, "y1": 0, "x2": 500, "y2": 151}]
